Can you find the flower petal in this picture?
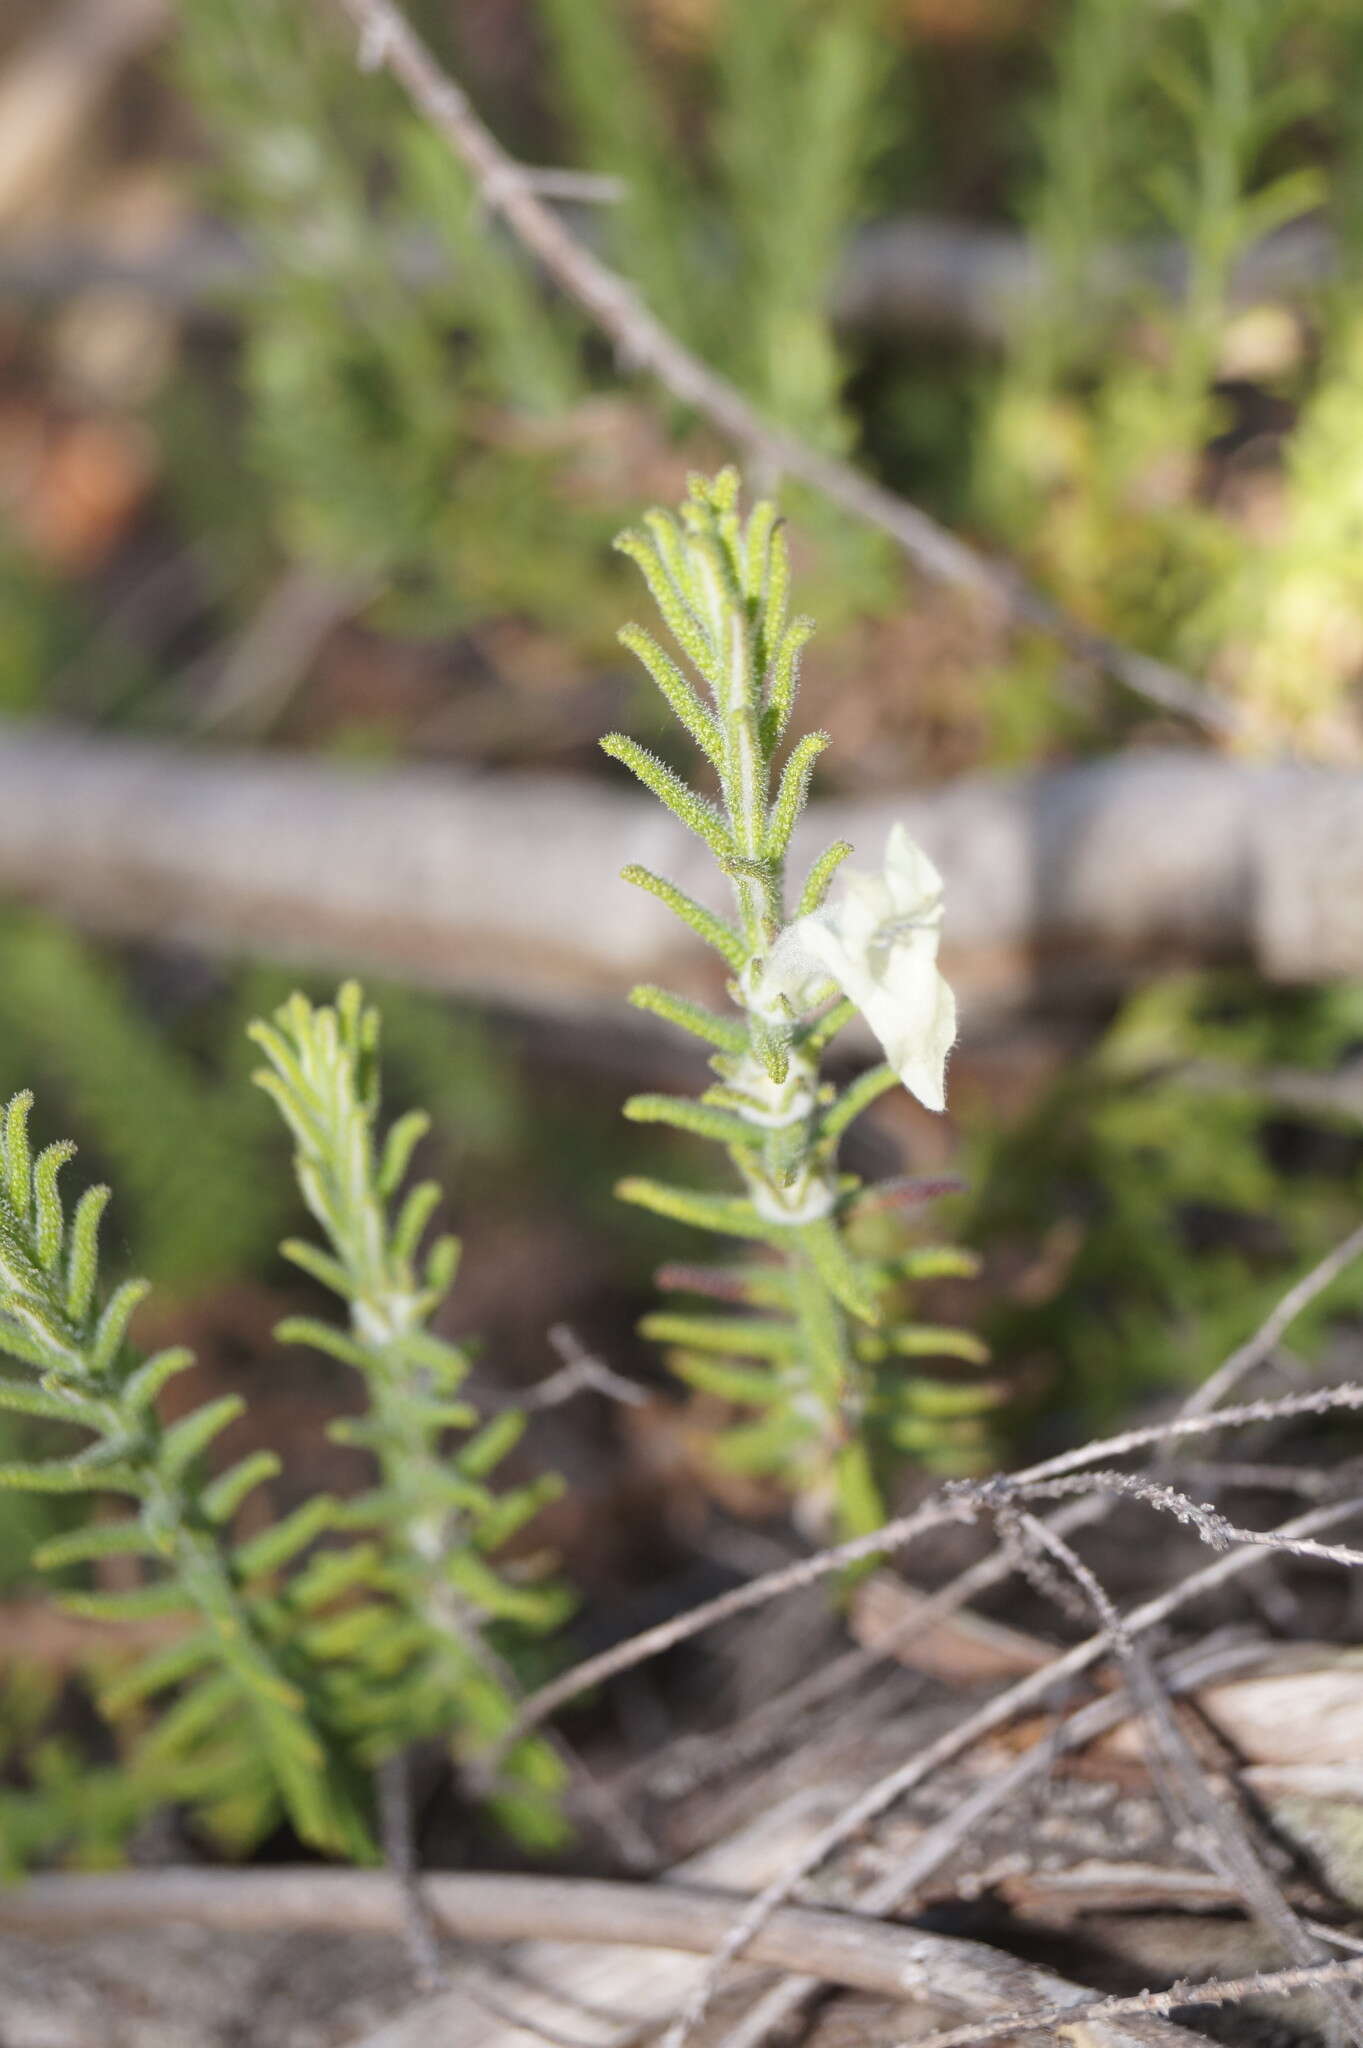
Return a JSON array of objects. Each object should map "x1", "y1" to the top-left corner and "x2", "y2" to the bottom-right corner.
[
  {"x1": 884, "y1": 822, "x2": 945, "y2": 922},
  {"x1": 762, "y1": 825, "x2": 956, "y2": 1111}
]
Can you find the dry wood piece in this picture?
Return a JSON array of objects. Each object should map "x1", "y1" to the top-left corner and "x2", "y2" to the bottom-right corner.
[
  {"x1": 0, "y1": 1864, "x2": 1215, "y2": 2048},
  {"x1": 1, "y1": 727, "x2": 1362, "y2": 1022},
  {"x1": 851, "y1": 1571, "x2": 1054, "y2": 1683},
  {"x1": 1241, "y1": 1764, "x2": 1363, "y2": 1912},
  {"x1": 1102, "y1": 1646, "x2": 1363, "y2": 1769}
]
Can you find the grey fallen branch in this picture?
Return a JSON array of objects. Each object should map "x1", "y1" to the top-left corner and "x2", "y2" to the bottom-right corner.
[
  {"x1": 0, "y1": 1868, "x2": 1212, "y2": 2048},
  {"x1": 0, "y1": 212, "x2": 1331, "y2": 345},
  {"x1": 1, "y1": 725, "x2": 1361, "y2": 1024}
]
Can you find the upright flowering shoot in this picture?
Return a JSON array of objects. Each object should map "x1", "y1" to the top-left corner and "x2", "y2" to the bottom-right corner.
[{"x1": 604, "y1": 472, "x2": 990, "y2": 1535}]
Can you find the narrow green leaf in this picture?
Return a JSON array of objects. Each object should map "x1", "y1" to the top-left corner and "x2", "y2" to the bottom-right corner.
[
  {"x1": 34, "y1": 1519, "x2": 159, "y2": 1570},
  {"x1": 600, "y1": 734, "x2": 732, "y2": 857},
  {"x1": 91, "y1": 1278, "x2": 152, "y2": 1374},
  {"x1": 64, "y1": 1183, "x2": 110, "y2": 1323},
  {"x1": 641, "y1": 1312, "x2": 799, "y2": 1360},
  {"x1": 443, "y1": 1549, "x2": 556, "y2": 1626},
  {"x1": 3, "y1": 1092, "x2": 33, "y2": 1218},
  {"x1": 122, "y1": 1346, "x2": 196, "y2": 1414},
  {"x1": 616, "y1": 1177, "x2": 772, "y2": 1241},
  {"x1": 668, "y1": 1351, "x2": 783, "y2": 1404},
  {"x1": 628, "y1": 984, "x2": 748, "y2": 1053},
  {"x1": 137, "y1": 1671, "x2": 240, "y2": 1762},
  {"x1": 892, "y1": 1246, "x2": 980, "y2": 1281},
  {"x1": 891, "y1": 1325, "x2": 992, "y2": 1366},
  {"x1": 895, "y1": 1377, "x2": 1004, "y2": 1417},
  {"x1": 741, "y1": 498, "x2": 778, "y2": 607},
  {"x1": 820, "y1": 1064, "x2": 898, "y2": 1146},
  {"x1": 0, "y1": 1458, "x2": 141, "y2": 1494},
  {"x1": 615, "y1": 535, "x2": 716, "y2": 680},
  {"x1": 391, "y1": 1179, "x2": 441, "y2": 1265},
  {"x1": 759, "y1": 616, "x2": 814, "y2": 750},
  {"x1": 757, "y1": 521, "x2": 791, "y2": 673},
  {"x1": 390, "y1": 1326, "x2": 469, "y2": 1388},
  {"x1": 765, "y1": 731, "x2": 829, "y2": 863},
  {"x1": 797, "y1": 1217, "x2": 880, "y2": 1324},
  {"x1": 833, "y1": 1442, "x2": 885, "y2": 1544},
  {"x1": 279, "y1": 1239, "x2": 353, "y2": 1300},
  {"x1": 624, "y1": 1093, "x2": 761, "y2": 1148},
  {"x1": 797, "y1": 998, "x2": 857, "y2": 1058},
  {"x1": 618, "y1": 624, "x2": 723, "y2": 762},
  {"x1": 797, "y1": 840, "x2": 853, "y2": 916},
  {"x1": 31, "y1": 1142, "x2": 75, "y2": 1271},
  {"x1": 377, "y1": 1110, "x2": 430, "y2": 1199},
  {"x1": 159, "y1": 1395, "x2": 245, "y2": 1481},
  {"x1": 0, "y1": 1376, "x2": 93, "y2": 1424},
  {"x1": 100, "y1": 1631, "x2": 217, "y2": 1715},
  {"x1": 275, "y1": 1315, "x2": 372, "y2": 1371},
  {"x1": 0, "y1": 1290, "x2": 76, "y2": 1371},
  {"x1": 424, "y1": 1233, "x2": 461, "y2": 1297},
  {"x1": 456, "y1": 1408, "x2": 525, "y2": 1478},
  {"x1": 620, "y1": 865, "x2": 746, "y2": 970},
  {"x1": 201, "y1": 1451, "x2": 281, "y2": 1524},
  {"x1": 58, "y1": 1580, "x2": 188, "y2": 1621},
  {"x1": 714, "y1": 1411, "x2": 806, "y2": 1474},
  {"x1": 234, "y1": 1496, "x2": 336, "y2": 1580},
  {"x1": 473, "y1": 1474, "x2": 564, "y2": 1554}
]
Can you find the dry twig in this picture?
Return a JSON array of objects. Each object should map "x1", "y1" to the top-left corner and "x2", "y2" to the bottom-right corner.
[
  {"x1": 1007, "y1": 1511, "x2": 1362, "y2": 2048},
  {"x1": 0, "y1": 1866, "x2": 1215, "y2": 2048},
  {"x1": 498, "y1": 1386, "x2": 1363, "y2": 1756},
  {"x1": 377, "y1": 1750, "x2": 445, "y2": 1991},
  {"x1": 910, "y1": 1954, "x2": 1363, "y2": 2048},
  {"x1": 653, "y1": 1486, "x2": 1363, "y2": 2048},
  {"x1": 1176, "y1": 1217, "x2": 1363, "y2": 1422}
]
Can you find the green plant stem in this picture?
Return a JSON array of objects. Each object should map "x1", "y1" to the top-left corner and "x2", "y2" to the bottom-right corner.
[{"x1": 612, "y1": 476, "x2": 924, "y2": 1535}]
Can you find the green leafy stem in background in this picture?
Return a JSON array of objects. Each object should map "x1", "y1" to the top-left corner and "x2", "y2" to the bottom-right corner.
[{"x1": 0, "y1": 986, "x2": 566, "y2": 1866}]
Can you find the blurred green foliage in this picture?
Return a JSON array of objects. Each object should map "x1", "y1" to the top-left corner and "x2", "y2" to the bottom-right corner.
[
  {"x1": 960, "y1": 975, "x2": 1363, "y2": 1430},
  {"x1": 979, "y1": 0, "x2": 1363, "y2": 752},
  {"x1": 0, "y1": 0, "x2": 1361, "y2": 1595},
  {"x1": 0, "y1": 987, "x2": 570, "y2": 1866}
]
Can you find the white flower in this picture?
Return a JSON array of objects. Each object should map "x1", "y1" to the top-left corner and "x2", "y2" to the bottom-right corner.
[{"x1": 762, "y1": 824, "x2": 956, "y2": 1113}]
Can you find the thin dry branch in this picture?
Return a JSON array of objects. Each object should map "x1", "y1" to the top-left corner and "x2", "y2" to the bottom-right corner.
[
  {"x1": 910, "y1": 1955, "x2": 1363, "y2": 2048},
  {"x1": 1008, "y1": 1512, "x2": 1362, "y2": 2048},
  {"x1": 377, "y1": 1750, "x2": 446, "y2": 1991},
  {"x1": 329, "y1": 0, "x2": 1234, "y2": 736},
  {"x1": 857, "y1": 1637, "x2": 1267, "y2": 1917},
  {"x1": 1177, "y1": 1218, "x2": 1363, "y2": 1421},
  {"x1": 498, "y1": 1387, "x2": 1363, "y2": 1756},
  {"x1": 648, "y1": 1487, "x2": 1363, "y2": 2048},
  {"x1": 636, "y1": 1256, "x2": 1363, "y2": 2048},
  {"x1": 705, "y1": 1636, "x2": 1271, "y2": 2048}
]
